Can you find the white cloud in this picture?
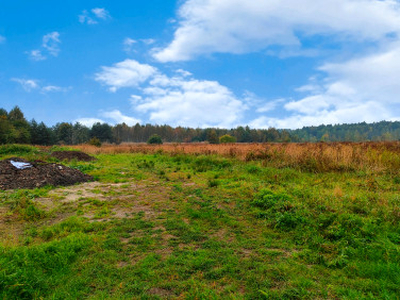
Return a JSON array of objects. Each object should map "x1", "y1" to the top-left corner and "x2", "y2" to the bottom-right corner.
[
  {"x1": 256, "y1": 98, "x2": 285, "y2": 113},
  {"x1": 91, "y1": 8, "x2": 110, "y2": 20},
  {"x1": 252, "y1": 102, "x2": 390, "y2": 129},
  {"x1": 74, "y1": 118, "x2": 105, "y2": 127},
  {"x1": 11, "y1": 78, "x2": 39, "y2": 91},
  {"x1": 79, "y1": 10, "x2": 97, "y2": 25},
  {"x1": 94, "y1": 58, "x2": 248, "y2": 127},
  {"x1": 12, "y1": 78, "x2": 69, "y2": 94},
  {"x1": 0, "y1": 35, "x2": 5, "y2": 43},
  {"x1": 252, "y1": 44, "x2": 400, "y2": 129},
  {"x1": 79, "y1": 8, "x2": 111, "y2": 25},
  {"x1": 175, "y1": 69, "x2": 192, "y2": 77},
  {"x1": 27, "y1": 32, "x2": 61, "y2": 61},
  {"x1": 123, "y1": 38, "x2": 137, "y2": 53},
  {"x1": 95, "y1": 59, "x2": 157, "y2": 92},
  {"x1": 41, "y1": 85, "x2": 71, "y2": 93},
  {"x1": 141, "y1": 38, "x2": 156, "y2": 45},
  {"x1": 42, "y1": 32, "x2": 61, "y2": 57},
  {"x1": 154, "y1": 0, "x2": 400, "y2": 62},
  {"x1": 132, "y1": 72, "x2": 247, "y2": 128},
  {"x1": 101, "y1": 110, "x2": 141, "y2": 126},
  {"x1": 27, "y1": 50, "x2": 46, "y2": 61}
]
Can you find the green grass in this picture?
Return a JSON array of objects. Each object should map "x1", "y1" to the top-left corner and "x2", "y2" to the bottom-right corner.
[{"x1": 0, "y1": 148, "x2": 399, "y2": 298}]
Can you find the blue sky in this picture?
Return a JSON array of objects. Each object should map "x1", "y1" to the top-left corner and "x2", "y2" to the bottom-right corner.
[{"x1": 1, "y1": 0, "x2": 400, "y2": 129}]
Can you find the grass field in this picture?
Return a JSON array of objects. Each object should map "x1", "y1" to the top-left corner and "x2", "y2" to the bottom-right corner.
[{"x1": 1, "y1": 143, "x2": 400, "y2": 299}]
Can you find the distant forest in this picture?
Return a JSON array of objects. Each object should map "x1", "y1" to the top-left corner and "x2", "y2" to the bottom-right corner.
[{"x1": 1, "y1": 106, "x2": 400, "y2": 145}]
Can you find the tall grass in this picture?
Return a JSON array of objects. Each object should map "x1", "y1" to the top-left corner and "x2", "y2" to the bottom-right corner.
[{"x1": 71, "y1": 142, "x2": 400, "y2": 173}]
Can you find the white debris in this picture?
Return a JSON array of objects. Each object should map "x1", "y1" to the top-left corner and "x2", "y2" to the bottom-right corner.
[{"x1": 10, "y1": 160, "x2": 32, "y2": 170}]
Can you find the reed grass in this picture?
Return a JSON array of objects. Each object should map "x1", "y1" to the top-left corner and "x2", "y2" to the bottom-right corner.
[{"x1": 70, "y1": 142, "x2": 400, "y2": 173}]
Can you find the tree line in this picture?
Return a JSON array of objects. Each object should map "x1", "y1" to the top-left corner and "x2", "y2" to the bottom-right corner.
[
  {"x1": 0, "y1": 106, "x2": 292, "y2": 145},
  {"x1": 289, "y1": 122, "x2": 400, "y2": 142},
  {"x1": 1, "y1": 106, "x2": 399, "y2": 145}
]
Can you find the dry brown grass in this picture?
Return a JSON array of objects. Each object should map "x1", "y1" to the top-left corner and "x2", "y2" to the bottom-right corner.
[{"x1": 70, "y1": 141, "x2": 400, "y2": 173}]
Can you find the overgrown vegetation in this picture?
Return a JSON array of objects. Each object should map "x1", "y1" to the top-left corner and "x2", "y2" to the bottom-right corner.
[
  {"x1": 1, "y1": 144, "x2": 399, "y2": 298},
  {"x1": 147, "y1": 134, "x2": 163, "y2": 145}
]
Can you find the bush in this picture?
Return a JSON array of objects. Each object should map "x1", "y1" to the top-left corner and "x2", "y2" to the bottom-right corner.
[
  {"x1": 252, "y1": 189, "x2": 306, "y2": 230},
  {"x1": 88, "y1": 137, "x2": 101, "y2": 147},
  {"x1": 251, "y1": 189, "x2": 293, "y2": 211},
  {"x1": 147, "y1": 134, "x2": 163, "y2": 145},
  {"x1": 219, "y1": 134, "x2": 237, "y2": 143},
  {"x1": 0, "y1": 144, "x2": 38, "y2": 155}
]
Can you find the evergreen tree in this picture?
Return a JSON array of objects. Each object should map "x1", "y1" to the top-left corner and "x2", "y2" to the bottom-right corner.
[
  {"x1": 8, "y1": 106, "x2": 31, "y2": 143},
  {"x1": 54, "y1": 122, "x2": 73, "y2": 144},
  {"x1": 72, "y1": 122, "x2": 90, "y2": 144},
  {"x1": 90, "y1": 122, "x2": 113, "y2": 143}
]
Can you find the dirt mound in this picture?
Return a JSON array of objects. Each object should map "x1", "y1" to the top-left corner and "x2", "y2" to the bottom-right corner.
[
  {"x1": 0, "y1": 157, "x2": 93, "y2": 190},
  {"x1": 50, "y1": 151, "x2": 96, "y2": 162}
]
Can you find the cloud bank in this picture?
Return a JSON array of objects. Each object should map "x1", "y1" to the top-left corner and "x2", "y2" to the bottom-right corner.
[
  {"x1": 259, "y1": 44, "x2": 400, "y2": 129},
  {"x1": 154, "y1": 0, "x2": 400, "y2": 62},
  {"x1": 151, "y1": 0, "x2": 400, "y2": 128},
  {"x1": 95, "y1": 59, "x2": 248, "y2": 127}
]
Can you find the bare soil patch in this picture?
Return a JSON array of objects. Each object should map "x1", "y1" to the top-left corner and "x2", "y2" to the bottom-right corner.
[
  {"x1": 148, "y1": 287, "x2": 174, "y2": 297},
  {"x1": 0, "y1": 157, "x2": 93, "y2": 190},
  {"x1": 51, "y1": 150, "x2": 96, "y2": 162}
]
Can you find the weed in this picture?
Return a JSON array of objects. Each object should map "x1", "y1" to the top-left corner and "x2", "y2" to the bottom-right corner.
[
  {"x1": 252, "y1": 189, "x2": 306, "y2": 230},
  {"x1": 207, "y1": 179, "x2": 220, "y2": 188},
  {"x1": 0, "y1": 144, "x2": 39, "y2": 156}
]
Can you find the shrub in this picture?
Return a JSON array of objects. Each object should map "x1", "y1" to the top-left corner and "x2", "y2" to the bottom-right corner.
[
  {"x1": 0, "y1": 144, "x2": 38, "y2": 155},
  {"x1": 219, "y1": 134, "x2": 237, "y2": 144},
  {"x1": 88, "y1": 137, "x2": 101, "y2": 147},
  {"x1": 251, "y1": 189, "x2": 293, "y2": 211},
  {"x1": 147, "y1": 134, "x2": 163, "y2": 145},
  {"x1": 252, "y1": 189, "x2": 306, "y2": 230}
]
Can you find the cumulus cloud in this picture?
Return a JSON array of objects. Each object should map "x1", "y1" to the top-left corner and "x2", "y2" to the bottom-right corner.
[
  {"x1": 101, "y1": 110, "x2": 141, "y2": 126},
  {"x1": 252, "y1": 102, "x2": 390, "y2": 129},
  {"x1": 153, "y1": 0, "x2": 400, "y2": 128},
  {"x1": 95, "y1": 59, "x2": 248, "y2": 127},
  {"x1": 154, "y1": 0, "x2": 400, "y2": 62},
  {"x1": 251, "y1": 44, "x2": 400, "y2": 129},
  {"x1": 95, "y1": 59, "x2": 157, "y2": 92},
  {"x1": 27, "y1": 32, "x2": 61, "y2": 61},
  {"x1": 135, "y1": 75, "x2": 246, "y2": 128},
  {"x1": 76, "y1": 111, "x2": 140, "y2": 127},
  {"x1": 74, "y1": 118, "x2": 105, "y2": 127},
  {"x1": 79, "y1": 8, "x2": 111, "y2": 25}
]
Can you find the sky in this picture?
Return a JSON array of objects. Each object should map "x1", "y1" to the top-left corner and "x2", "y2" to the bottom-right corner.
[{"x1": 1, "y1": 0, "x2": 400, "y2": 129}]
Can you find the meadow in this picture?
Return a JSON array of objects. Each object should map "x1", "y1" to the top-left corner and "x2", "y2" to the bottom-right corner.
[{"x1": 1, "y1": 142, "x2": 400, "y2": 299}]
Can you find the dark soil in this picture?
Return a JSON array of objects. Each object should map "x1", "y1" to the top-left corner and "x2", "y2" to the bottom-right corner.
[
  {"x1": 50, "y1": 151, "x2": 96, "y2": 162},
  {"x1": 0, "y1": 157, "x2": 93, "y2": 190}
]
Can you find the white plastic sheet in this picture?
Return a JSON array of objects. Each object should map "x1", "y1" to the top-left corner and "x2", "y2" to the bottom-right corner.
[{"x1": 10, "y1": 160, "x2": 32, "y2": 170}]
